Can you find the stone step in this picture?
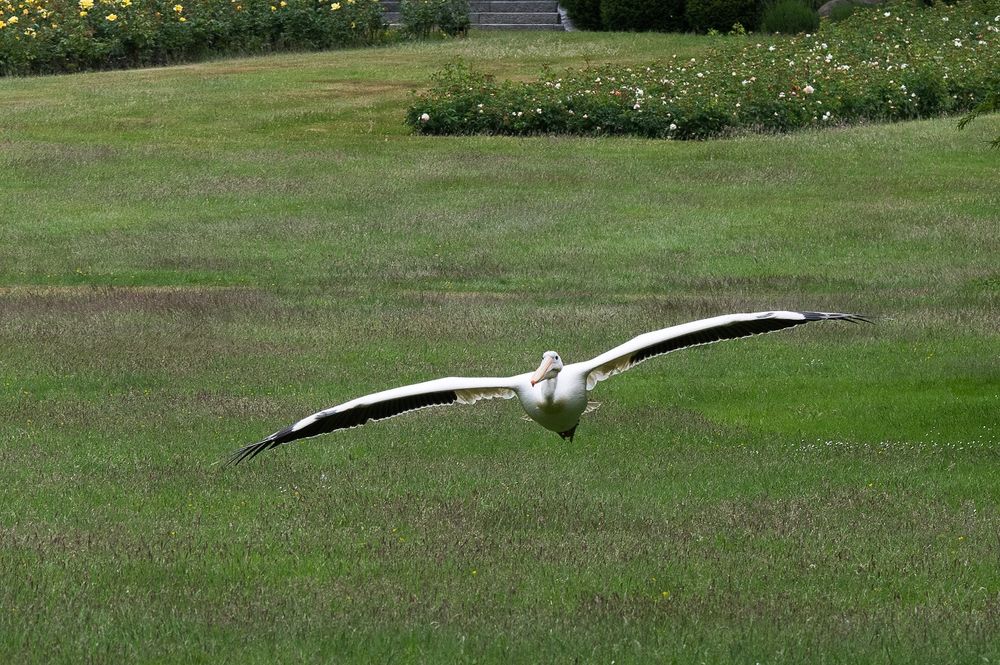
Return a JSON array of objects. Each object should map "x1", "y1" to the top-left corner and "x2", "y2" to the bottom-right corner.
[
  {"x1": 470, "y1": 1, "x2": 559, "y2": 10},
  {"x1": 383, "y1": 0, "x2": 559, "y2": 11},
  {"x1": 471, "y1": 11, "x2": 560, "y2": 24},
  {"x1": 475, "y1": 22, "x2": 565, "y2": 30},
  {"x1": 380, "y1": 0, "x2": 565, "y2": 30}
]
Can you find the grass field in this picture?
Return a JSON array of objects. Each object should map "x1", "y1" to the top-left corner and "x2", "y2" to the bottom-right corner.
[{"x1": 1, "y1": 29, "x2": 998, "y2": 663}]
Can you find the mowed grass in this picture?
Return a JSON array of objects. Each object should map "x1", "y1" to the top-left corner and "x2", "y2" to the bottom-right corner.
[{"x1": 1, "y1": 30, "x2": 999, "y2": 663}]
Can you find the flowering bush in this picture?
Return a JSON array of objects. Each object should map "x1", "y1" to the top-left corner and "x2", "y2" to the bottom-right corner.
[
  {"x1": 407, "y1": 1, "x2": 1000, "y2": 140},
  {"x1": 0, "y1": 0, "x2": 385, "y2": 75}
]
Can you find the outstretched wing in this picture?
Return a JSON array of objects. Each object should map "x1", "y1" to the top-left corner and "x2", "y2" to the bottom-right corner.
[
  {"x1": 574, "y1": 310, "x2": 871, "y2": 390},
  {"x1": 226, "y1": 376, "x2": 519, "y2": 466}
]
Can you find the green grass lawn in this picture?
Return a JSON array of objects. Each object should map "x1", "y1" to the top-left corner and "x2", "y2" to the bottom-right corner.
[{"x1": 1, "y1": 30, "x2": 998, "y2": 663}]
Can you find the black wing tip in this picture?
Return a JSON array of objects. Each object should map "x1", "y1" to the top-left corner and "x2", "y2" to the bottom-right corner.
[
  {"x1": 223, "y1": 426, "x2": 293, "y2": 468},
  {"x1": 799, "y1": 311, "x2": 874, "y2": 325}
]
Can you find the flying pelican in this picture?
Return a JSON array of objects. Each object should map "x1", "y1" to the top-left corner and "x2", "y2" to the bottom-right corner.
[{"x1": 226, "y1": 310, "x2": 869, "y2": 466}]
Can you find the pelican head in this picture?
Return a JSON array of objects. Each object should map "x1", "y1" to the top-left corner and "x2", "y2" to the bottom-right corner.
[{"x1": 530, "y1": 351, "x2": 563, "y2": 386}]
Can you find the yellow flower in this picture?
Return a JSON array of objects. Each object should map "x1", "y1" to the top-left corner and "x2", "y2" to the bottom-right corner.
[
  {"x1": 179, "y1": 15, "x2": 186, "y2": 20},
  {"x1": 0, "y1": 19, "x2": 6, "y2": 28},
  {"x1": 173, "y1": 4, "x2": 182, "y2": 12},
  {"x1": 330, "y1": 2, "x2": 340, "y2": 9},
  {"x1": 78, "y1": 0, "x2": 93, "y2": 9},
  {"x1": 270, "y1": 4, "x2": 275, "y2": 9},
  {"x1": 7, "y1": 14, "x2": 15, "y2": 22},
  {"x1": 279, "y1": 1, "x2": 286, "y2": 5},
  {"x1": 106, "y1": 12, "x2": 116, "y2": 19}
]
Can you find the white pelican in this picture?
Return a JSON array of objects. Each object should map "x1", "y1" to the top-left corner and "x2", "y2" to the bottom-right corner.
[{"x1": 226, "y1": 310, "x2": 869, "y2": 466}]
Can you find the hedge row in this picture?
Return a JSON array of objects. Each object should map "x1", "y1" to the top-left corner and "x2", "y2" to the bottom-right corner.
[
  {"x1": 407, "y1": 1, "x2": 1000, "y2": 140},
  {"x1": 0, "y1": 0, "x2": 385, "y2": 75},
  {"x1": 563, "y1": 0, "x2": 763, "y2": 33}
]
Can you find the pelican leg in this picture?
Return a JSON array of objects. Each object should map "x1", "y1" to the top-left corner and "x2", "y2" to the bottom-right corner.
[{"x1": 558, "y1": 424, "x2": 578, "y2": 442}]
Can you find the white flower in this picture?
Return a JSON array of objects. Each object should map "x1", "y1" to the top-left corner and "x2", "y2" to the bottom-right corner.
[
  {"x1": 636, "y1": 88, "x2": 644, "y2": 96},
  {"x1": 953, "y1": 39, "x2": 962, "y2": 47},
  {"x1": 633, "y1": 103, "x2": 641, "y2": 110},
  {"x1": 669, "y1": 123, "x2": 677, "y2": 130},
  {"x1": 768, "y1": 45, "x2": 776, "y2": 52},
  {"x1": 536, "y1": 108, "x2": 542, "y2": 114},
  {"x1": 419, "y1": 113, "x2": 430, "y2": 123},
  {"x1": 883, "y1": 11, "x2": 890, "y2": 17},
  {"x1": 803, "y1": 84, "x2": 815, "y2": 94}
]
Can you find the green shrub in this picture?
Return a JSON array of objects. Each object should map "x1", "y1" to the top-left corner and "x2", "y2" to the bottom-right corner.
[
  {"x1": 684, "y1": 0, "x2": 760, "y2": 33},
  {"x1": 400, "y1": 0, "x2": 470, "y2": 37},
  {"x1": 760, "y1": 0, "x2": 819, "y2": 33},
  {"x1": 0, "y1": 0, "x2": 386, "y2": 76},
  {"x1": 561, "y1": 0, "x2": 603, "y2": 30},
  {"x1": 828, "y1": 1, "x2": 859, "y2": 22},
  {"x1": 408, "y1": 2, "x2": 1000, "y2": 140},
  {"x1": 599, "y1": 0, "x2": 687, "y2": 32}
]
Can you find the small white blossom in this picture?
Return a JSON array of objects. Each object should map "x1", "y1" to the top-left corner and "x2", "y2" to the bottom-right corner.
[
  {"x1": 419, "y1": 113, "x2": 430, "y2": 123},
  {"x1": 803, "y1": 84, "x2": 815, "y2": 94}
]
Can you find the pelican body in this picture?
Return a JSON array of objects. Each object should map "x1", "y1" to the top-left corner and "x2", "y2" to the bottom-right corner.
[{"x1": 227, "y1": 310, "x2": 869, "y2": 466}]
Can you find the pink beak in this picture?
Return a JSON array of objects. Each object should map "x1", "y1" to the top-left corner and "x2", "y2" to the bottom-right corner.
[{"x1": 530, "y1": 356, "x2": 554, "y2": 386}]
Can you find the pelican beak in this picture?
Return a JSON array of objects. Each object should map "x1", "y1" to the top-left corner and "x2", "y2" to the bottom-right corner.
[{"x1": 530, "y1": 357, "x2": 553, "y2": 386}]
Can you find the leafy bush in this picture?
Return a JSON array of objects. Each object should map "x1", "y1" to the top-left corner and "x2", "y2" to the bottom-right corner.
[
  {"x1": 828, "y1": 1, "x2": 859, "y2": 21},
  {"x1": 684, "y1": 0, "x2": 760, "y2": 33},
  {"x1": 600, "y1": 0, "x2": 687, "y2": 32},
  {"x1": 0, "y1": 0, "x2": 386, "y2": 76},
  {"x1": 760, "y1": 0, "x2": 819, "y2": 33},
  {"x1": 407, "y1": 2, "x2": 1000, "y2": 140},
  {"x1": 400, "y1": 0, "x2": 469, "y2": 37},
  {"x1": 561, "y1": 0, "x2": 603, "y2": 30}
]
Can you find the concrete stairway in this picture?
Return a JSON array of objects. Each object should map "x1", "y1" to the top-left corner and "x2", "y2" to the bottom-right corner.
[{"x1": 381, "y1": 1, "x2": 565, "y2": 31}]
